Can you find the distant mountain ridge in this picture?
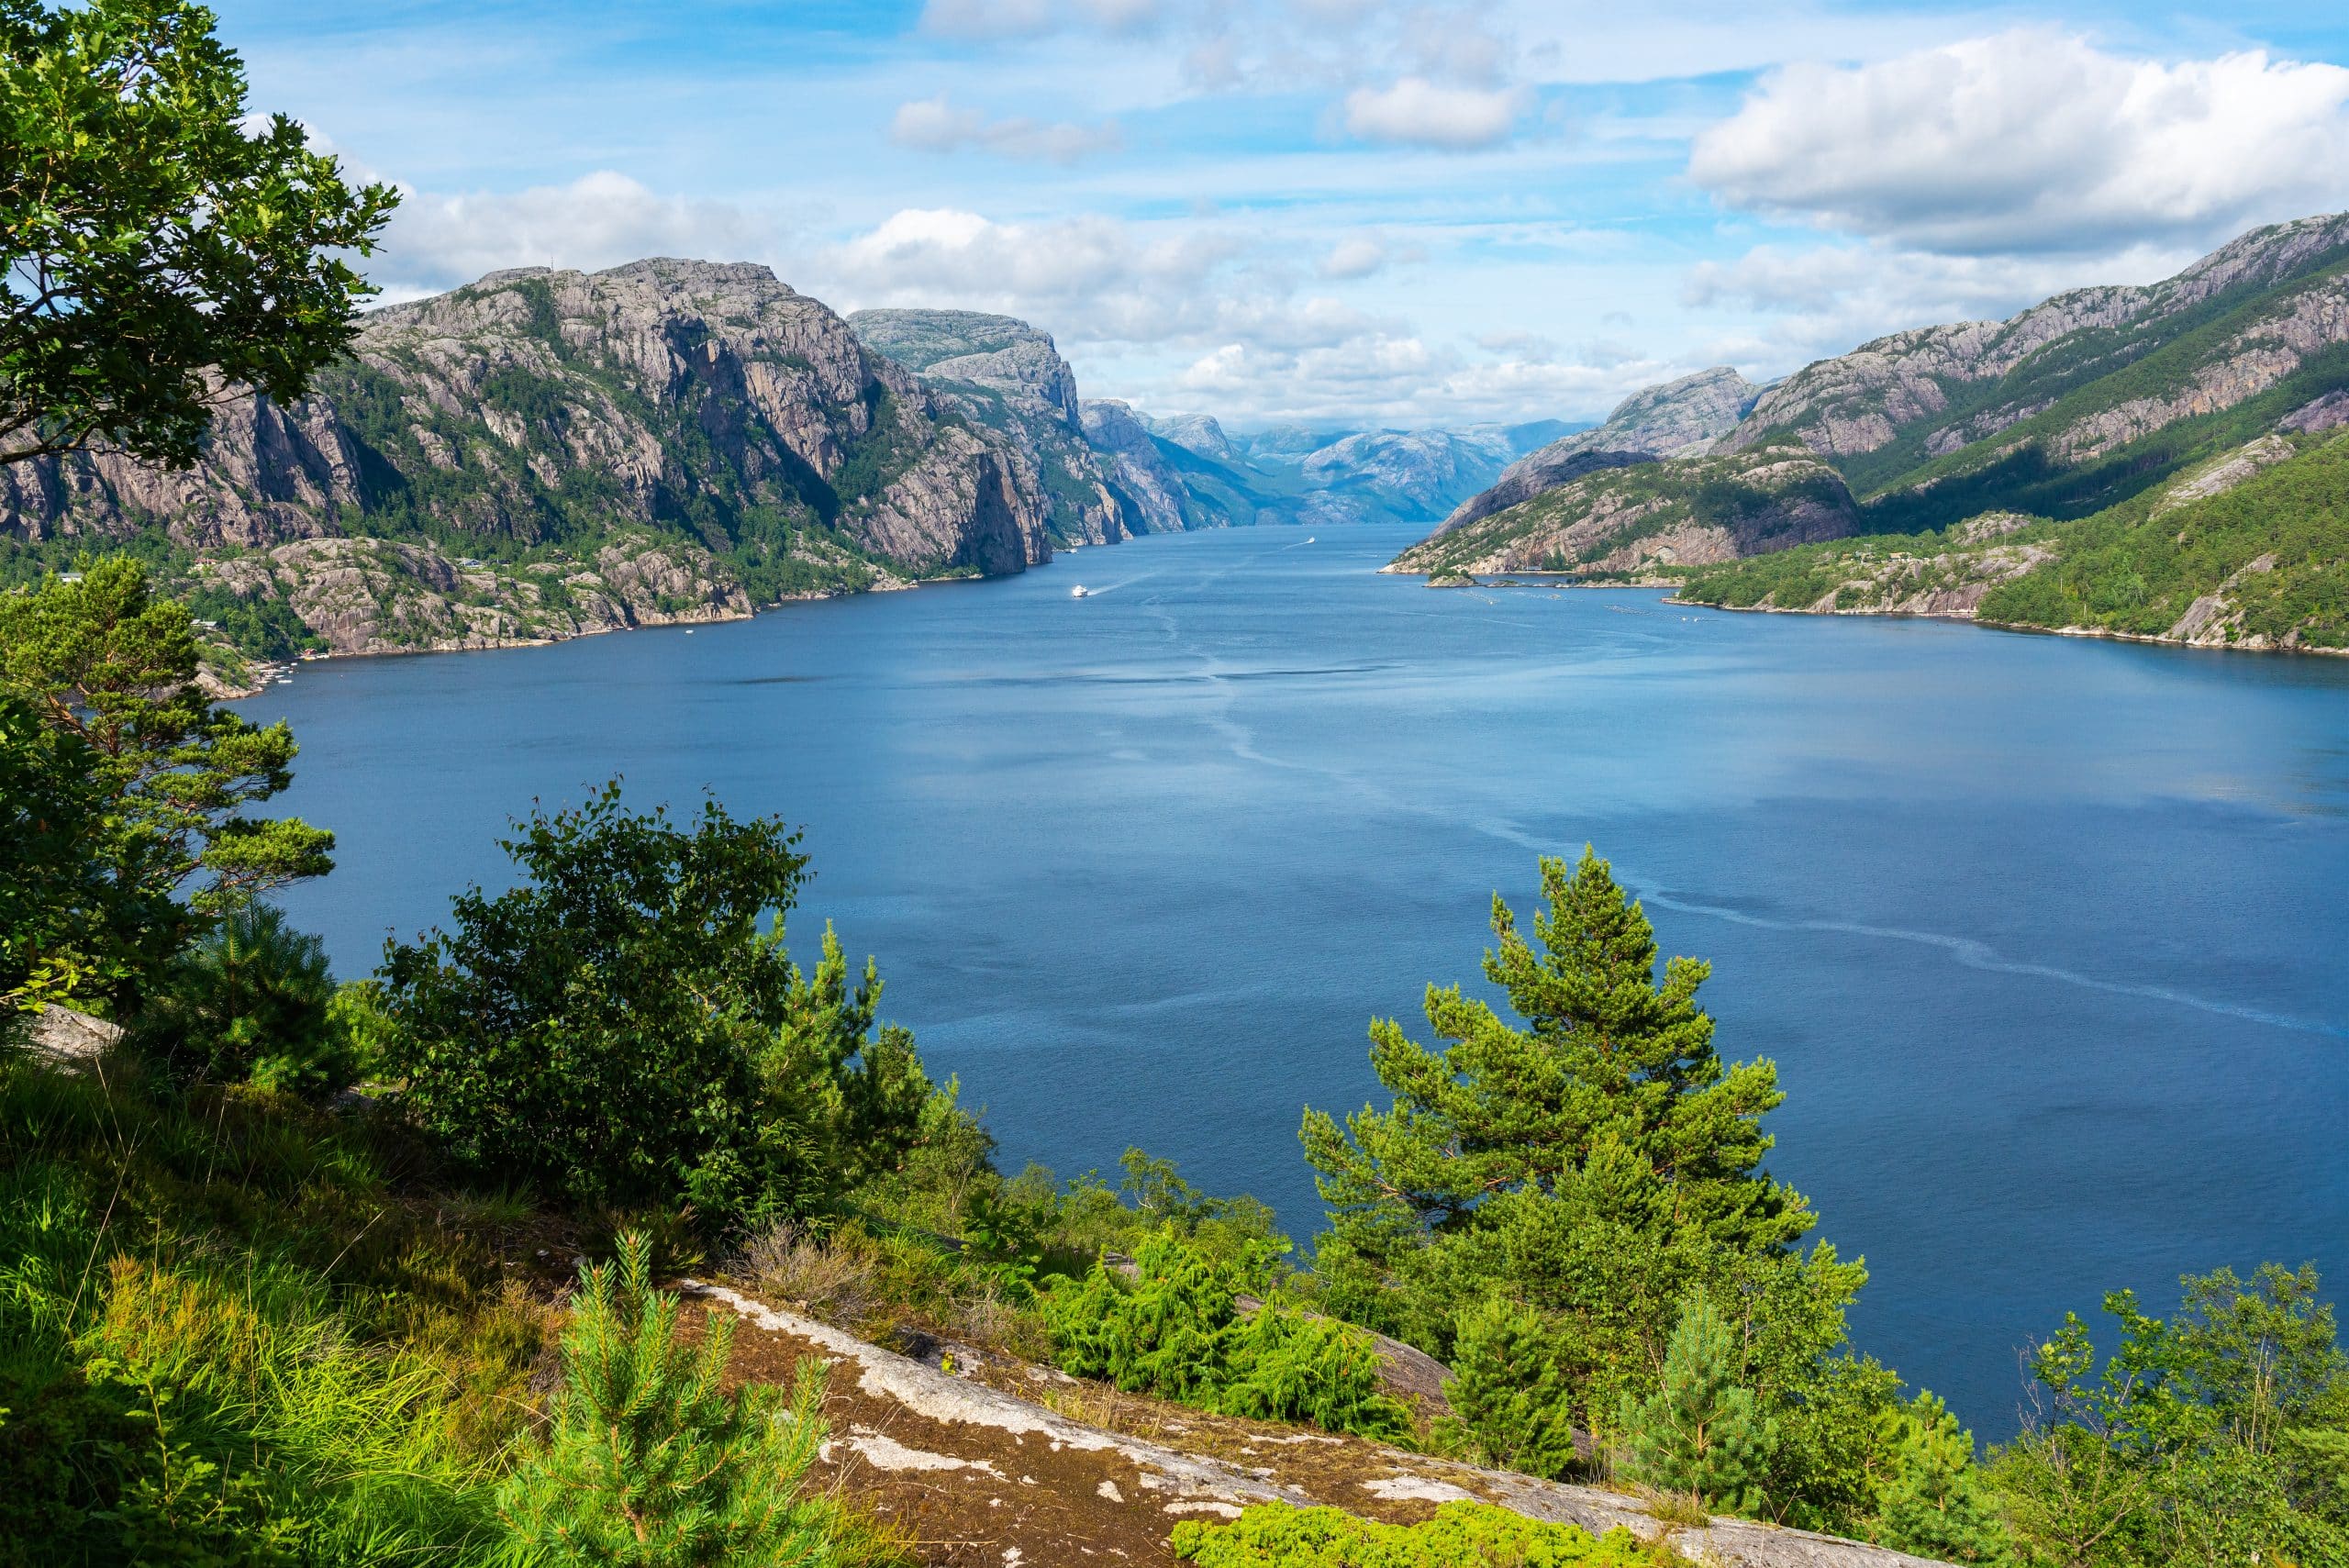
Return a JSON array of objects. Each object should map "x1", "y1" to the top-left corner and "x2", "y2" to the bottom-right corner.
[{"x1": 1393, "y1": 212, "x2": 2349, "y2": 651}]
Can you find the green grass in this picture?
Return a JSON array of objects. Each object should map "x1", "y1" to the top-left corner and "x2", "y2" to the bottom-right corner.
[
  {"x1": 1170, "y1": 1501, "x2": 1678, "y2": 1567},
  {"x1": 0, "y1": 1058, "x2": 540, "y2": 1564}
]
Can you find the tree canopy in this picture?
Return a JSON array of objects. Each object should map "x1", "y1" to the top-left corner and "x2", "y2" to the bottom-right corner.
[
  {"x1": 380, "y1": 782, "x2": 932, "y2": 1226},
  {"x1": 1301, "y1": 850, "x2": 1815, "y2": 1376},
  {"x1": 0, "y1": 558, "x2": 331, "y2": 1006},
  {"x1": 1, "y1": 0, "x2": 397, "y2": 466}
]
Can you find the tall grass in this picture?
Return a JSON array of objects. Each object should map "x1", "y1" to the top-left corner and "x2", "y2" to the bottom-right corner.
[{"x1": 0, "y1": 1057, "x2": 534, "y2": 1564}]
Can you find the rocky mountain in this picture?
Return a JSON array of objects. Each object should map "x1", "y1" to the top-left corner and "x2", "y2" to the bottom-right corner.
[
  {"x1": 1434, "y1": 367, "x2": 1761, "y2": 536},
  {"x1": 1152, "y1": 412, "x2": 1236, "y2": 462},
  {"x1": 1389, "y1": 445, "x2": 1858, "y2": 580},
  {"x1": 1127, "y1": 412, "x2": 1575, "y2": 529},
  {"x1": 1391, "y1": 214, "x2": 2349, "y2": 617},
  {"x1": 847, "y1": 308, "x2": 1139, "y2": 546},
  {"x1": 1722, "y1": 213, "x2": 2349, "y2": 499},
  {"x1": 1, "y1": 261, "x2": 1072, "y2": 657}
]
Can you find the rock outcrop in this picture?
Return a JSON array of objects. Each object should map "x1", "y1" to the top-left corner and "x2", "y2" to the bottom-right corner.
[
  {"x1": 2, "y1": 261, "x2": 1064, "y2": 657},
  {"x1": 1435, "y1": 367, "x2": 1760, "y2": 537},
  {"x1": 684, "y1": 1275, "x2": 1948, "y2": 1568},
  {"x1": 1721, "y1": 212, "x2": 2349, "y2": 473},
  {"x1": 1392, "y1": 447, "x2": 1857, "y2": 579},
  {"x1": 849, "y1": 308, "x2": 1138, "y2": 545}
]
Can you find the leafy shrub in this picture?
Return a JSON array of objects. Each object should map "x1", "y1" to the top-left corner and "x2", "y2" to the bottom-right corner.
[
  {"x1": 380, "y1": 783, "x2": 930, "y2": 1229},
  {"x1": 1045, "y1": 1229, "x2": 1412, "y2": 1441},
  {"x1": 1617, "y1": 1290, "x2": 1776, "y2": 1516},
  {"x1": 128, "y1": 903, "x2": 355, "y2": 1097},
  {"x1": 1169, "y1": 1500, "x2": 1675, "y2": 1567},
  {"x1": 497, "y1": 1231, "x2": 850, "y2": 1566},
  {"x1": 1440, "y1": 1296, "x2": 1582, "y2": 1478}
]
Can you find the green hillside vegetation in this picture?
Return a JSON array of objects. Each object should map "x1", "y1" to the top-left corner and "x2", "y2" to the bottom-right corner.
[
  {"x1": 8, "y1": 562, "x2": 2349, "y2": 1564},
  {"x1": 1808, "y1": 246, "x2": 2349, "y2": 501},
  {"x1": 1679, "y1": 431, "x2": 2349, "y2": 651},
  {"x1": 1978, "y1": 433, "x2": 2349, "y2": 647}
]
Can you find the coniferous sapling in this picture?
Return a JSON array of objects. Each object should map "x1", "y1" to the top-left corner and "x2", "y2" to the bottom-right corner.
[
  {"x1": 497, "y1": 1230, "x2": 837, "y2": 1567},
  {"x1": 1619, "y1": 1290, "x2": 1776, "y2": 1517},
  {"x1": 1876, "y1": 1393, "x2": 2010, "y2": 1564},
  {"x1": 1442, "y1": 1296, "x2": 1583, "y2": 1479}
]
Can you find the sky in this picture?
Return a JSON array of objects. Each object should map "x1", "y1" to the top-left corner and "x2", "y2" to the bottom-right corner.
[{"x1": 219, "y1": 0, "x2": 2349, "y2": 431}]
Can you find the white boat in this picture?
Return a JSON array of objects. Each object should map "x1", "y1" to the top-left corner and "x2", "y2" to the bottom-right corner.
[
  {"x1": 1306, "y1": 536, "x2": 1315, "y2": 543},
  {"x1": 1070, "y1": 584, "x2": 1089, "y2": 598}
]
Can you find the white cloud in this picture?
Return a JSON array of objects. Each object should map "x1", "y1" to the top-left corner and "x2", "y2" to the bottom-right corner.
[
  {"x1": 1341, "y1": 76, "x2": 1529, "y2": 150},
  {"x1": 1690, "y1": 30, "x2": 2349, "y2": 254},
  {"x1": 1317, "y1": 234, "x2": 1423, "y2": 280},
  {"x1": 889, "y1": 95, "x2": 1123, "y2": 163},
  {"x1": 371, "y1": 172, "x2": 782, "y2": 298}
]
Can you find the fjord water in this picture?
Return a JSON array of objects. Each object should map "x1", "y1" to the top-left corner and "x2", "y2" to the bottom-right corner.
[{"x1": 244, "y1": 522, "x2": 2349, "y2": 1432}]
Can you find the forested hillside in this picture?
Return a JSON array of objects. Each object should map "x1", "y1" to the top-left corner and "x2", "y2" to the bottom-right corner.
[{"x1": 1397, "y1": 213, "x2": 2349, "y2": 647}]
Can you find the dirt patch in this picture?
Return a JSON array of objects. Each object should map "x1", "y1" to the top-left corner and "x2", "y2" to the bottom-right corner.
[{"x1": 684, "y1": 1278, "x2": 1952, "y2": 1568}]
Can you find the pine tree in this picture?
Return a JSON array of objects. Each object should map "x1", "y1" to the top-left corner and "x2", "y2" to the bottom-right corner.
[
  {"x1": 497, "y1": 1231, "x2": 838, "y2": 1567},
  {"x1": 1619, "y1": 1290, "x2": 1777, "y2": 1517},
  {"x1": 1441, "y1": 1296, "x2": 1583, "y2": 1479},
  {"x1": 1876, "y1": 1393, "x2": 2010, "y2": 1564},
  {"x1": 1299, "y1": 849, "x2": 1815, "y2": 1393}
]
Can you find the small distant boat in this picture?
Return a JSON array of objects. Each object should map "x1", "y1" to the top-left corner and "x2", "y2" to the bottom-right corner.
[
  {"x1": 1071, "y1": 584, "x2": 1090, "y2": 598},
  {"x1": 1306, "y1": 536, "x2": 1316, "y2": 543}
]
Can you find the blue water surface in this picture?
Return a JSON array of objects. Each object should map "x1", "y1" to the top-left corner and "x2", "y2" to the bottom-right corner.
[{"x1": 242, "y1": 522, "x2": 2349, "y2": 1434}]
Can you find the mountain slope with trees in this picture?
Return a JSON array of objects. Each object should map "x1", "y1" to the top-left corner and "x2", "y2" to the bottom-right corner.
[{"x1": 1391, "y1": 215, "x2": 2349, "y2": 642}]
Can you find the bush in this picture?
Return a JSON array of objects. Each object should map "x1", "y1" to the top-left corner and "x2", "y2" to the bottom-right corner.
[
  {"x1": 128, "y1": 903, "x2": 355, "y2": 1098},
  {"x1": 380, "y1": 783, "x2": 930, "y2": 1229},
  {"x1": 1045, "y1": 1229, "x2": 1412, "y2": 1441},
  {"x1": 1169, "y1": 1500, "x2": 1675, "y2": 1567},
  {"x1": 496, "y1": 1231, "x2": 848, "y2": 1566}
]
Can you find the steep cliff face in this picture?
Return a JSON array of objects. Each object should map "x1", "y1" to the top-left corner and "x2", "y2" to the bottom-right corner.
[
  {"x1": 1721, "y1": 213, "x2": 2349, "y2": 493},
  {"x1": 848, "y1": 308, "x2": 1137, "y2": 546},
  {"x1": 1436, "y1": 367, "x2": 1760, "y2": 536},
  {"x1": 1079, "y1": 399, "x2": 1203, "y2": 533},
  {"x1": 1391, "y1": 446, "x2": 1857, "y2": 578},
  {"x1": 2, "y1": 261, "x2": 1061, "y2": 655}
]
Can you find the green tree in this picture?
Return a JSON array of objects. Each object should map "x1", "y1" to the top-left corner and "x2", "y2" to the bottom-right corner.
[
  {"x1": 1044, "y1": 1228, "x2": 1412, "y2": 1442},
  {"x1": 0, "y1": 561, "x2": 331, "y2": 1005},
  {"x1": 1441, "y1": 1296, "x2": 1583, "y2": 1479},
  {"x1": 1299, "y1": 849, "x2": 1824, "y2": 1407},
  {"x1": 1, "y1": 0, "x2": 396, "y2": 466},
  {"x1": 1, "y1": 691, "x2": 173, "y2": 1011},
  {"x1": 1877, "y1": 1393, "x2": 2010, "y2": 1565},
  {"x1": 380, "y1": 782, "x2": 930, "y2": 1227},
  {"x1": 497, "y1": 1231, "x2": 839, "y2": 1567},
  {"x1": 1618, "y1": 1290, "x2": 1777, "y2": 1517},
  {"x1": 127, "y1": 902, "x2": 354, "y2": 1097},
  {"x1": 1988, "y1": 1263, "x2": 2349, "y2": 1568}
]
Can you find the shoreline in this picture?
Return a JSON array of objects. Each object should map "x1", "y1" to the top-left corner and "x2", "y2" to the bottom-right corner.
[
  {"x1": 1390, "y1": 564, "x2": 2349, "y2": 662},
  {"x1": 206, "y1": 570, "x2": 982, "y2": 700},
  {"x1": 1661, "y1": 590, "x2": 2349, "y2": 660}
]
